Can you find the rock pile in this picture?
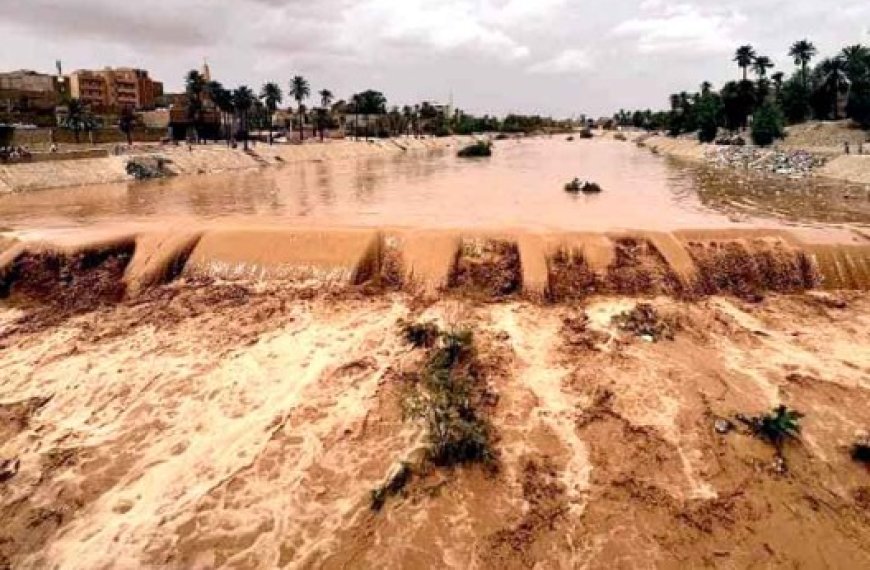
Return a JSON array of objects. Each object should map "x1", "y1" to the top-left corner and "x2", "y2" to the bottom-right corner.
[{"x1": 705, "y1": 146, "x2": 825, "y2": 178}]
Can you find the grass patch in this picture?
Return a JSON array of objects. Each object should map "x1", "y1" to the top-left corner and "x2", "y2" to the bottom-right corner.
[{"x1": 457, "y1": 141, "x2": 493, "y2": 158}]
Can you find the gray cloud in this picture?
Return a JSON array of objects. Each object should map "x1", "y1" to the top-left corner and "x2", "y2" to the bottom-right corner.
[{"x1": 0, "y1": 0, "x2": 868, "y2": 116}]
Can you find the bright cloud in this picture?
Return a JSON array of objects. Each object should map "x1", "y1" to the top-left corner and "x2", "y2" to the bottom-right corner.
[
  {"x1": 612, "y1": 3, "x2": 746, "y2": 55},
  {"x1": 528, "y1": 49, "x2": 594, "y2": 74}
]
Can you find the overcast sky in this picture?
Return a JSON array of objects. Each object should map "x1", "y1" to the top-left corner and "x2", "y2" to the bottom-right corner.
[{"x1": 1, "y1": 0, "x2": 869, "y2": 117}]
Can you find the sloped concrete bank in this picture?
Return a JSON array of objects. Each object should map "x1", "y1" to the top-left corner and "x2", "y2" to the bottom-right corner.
[{"x1": 0, "y1": 137, "x2": 474, "y2": 193}]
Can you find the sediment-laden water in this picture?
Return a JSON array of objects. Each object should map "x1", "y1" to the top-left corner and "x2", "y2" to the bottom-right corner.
[{"x1": 1, "y1": 138, "x2": 867, "y2": 238}]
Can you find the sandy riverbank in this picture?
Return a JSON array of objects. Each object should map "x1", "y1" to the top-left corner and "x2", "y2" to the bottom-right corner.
[
  {"x1": 0, "y1": 137, "x2": 475, "y2": 193},
  {"x1": 0, "y1": 276, "x2": 868, "y2": 569}
]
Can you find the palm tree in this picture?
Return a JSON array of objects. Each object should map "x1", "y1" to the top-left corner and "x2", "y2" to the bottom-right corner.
[
  {"x1": 62, "y1": 98, "x2": 86, "y2": 143},
  {"x1": 119, "y1": 105, "x2": 136, "y2": 145},
  {"x1": 771, "y1": 72, "x2": 785, "y2": 99},
  {"x1": 789, "y1": 39, "x2": 817, "y2": 88},
  {"x1": 232, "y1": 85, "x2": 255, "y2": 150},
  {"x1": 260, "y1": 82, "x2": 283, "y2": 145},
  {"x1": 185, "y1": 70, "x2": 206, "y2": 142},
  {"x1": 734, "y1": 45, "x2": 756, "y2": 81},
  {"x1": 317, "y1": 89, "x2": 334, "y2": 141},
  {"x1": 700, "y1": 81, "x2": 713, "y2": 96},
  {"x1": 841, "y1": 44, "x2": 870, "y2": 82},
  {"x1": 818, "y1": 57, "x2": 851, "y2": 119},
  {"x1": 752, "y1": 56, "x2": 774, "y2": 79},
  {"x1": 669, "y1": 94, "x2": 680, "y2": 111},
  {"x1": 207, "y1": 81, "x2": 233, "y2": 146},
  {"x1": 289, "y1": 76, "x2": 310, "y2": 141}
]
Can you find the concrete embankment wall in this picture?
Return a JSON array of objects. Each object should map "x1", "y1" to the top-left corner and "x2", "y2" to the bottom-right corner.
[
  {"x1": 2, "y1": 227, "x2": 868, "y2": 311},
  {"x1": 0, "y1": 137, "x2": 474, "y2": 193}
]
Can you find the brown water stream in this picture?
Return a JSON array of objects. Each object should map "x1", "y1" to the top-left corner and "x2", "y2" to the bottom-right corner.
[{"x1": 0, "y1": 138, "x2": 868, "y2": 238}]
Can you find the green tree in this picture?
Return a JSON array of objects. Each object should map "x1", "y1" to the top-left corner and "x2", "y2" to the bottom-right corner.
[
  {"x1": 317, "y1": 89, "x2": 334, "y2": 141},
  {"x1": 289, "y1": 76, "x2": 310, "y2": 141},
  {"x1": 61, "y1": 98, "x2": 88, "y2": 143},
  {"x1": 260, "y1": 82, "x2": 283, "y2": 145},
  {"x1": 789, "y1": 39, "x2": 817, "y2": 89},
  {"x1": 353, "y1": 90, "x2": 387, "y2": 140},
  {"x1": 751, "y1": 102, "x2": 785, "y2": 146},
  {"x1": 771, "y1": 72, "x2": 785, "y2": 99},
  {"x1": 232, "y1": 85, "x2": 255, "y2": 150},
  {"x1": 185, "y1": 70, "x2": 206, "y2": 142},
  {"x1": 734, "y1": 45, "x2": 757, "y2": 81},
  {"x1": 118, "y1": 105, "x2": 136, "y2": 145},
  {"x1": 207, "y1": 81, "x2": 233, "y2": 145},
  {"x1": 816, "y1": 57, "x2": 850, "y2": 119},
  {"x1": 696, "y1": 93, "x2": 724, "y2": 143},
  {"x1": 752, "y1": 56, "x2": 774, "y2": 79},
  {"x1": 721, "y1": 80, "x2": 757, "y2": 130}
]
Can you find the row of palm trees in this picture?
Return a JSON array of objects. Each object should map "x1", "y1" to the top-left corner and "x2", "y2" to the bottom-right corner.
[
  {"x1": 616, "y1": 39, "x2": 870, "y2": 142},
  {"x1": 184, "y1": 71, "x2": 339, "y2": 147}
]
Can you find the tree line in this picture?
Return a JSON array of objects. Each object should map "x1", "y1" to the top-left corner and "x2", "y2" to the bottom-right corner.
[{"x1": 612, "y1": 40, "x2": 870, "y2": 146}]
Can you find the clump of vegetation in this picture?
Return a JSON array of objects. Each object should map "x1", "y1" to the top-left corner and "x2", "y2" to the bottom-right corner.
[
  {"x1": 751, "y1": 102, "x2": 785, "y2": 147},
  {"x1": 402, "y1": 322, "x2": 497, "y2": 468},
  {"x1": 611, "y1": 303, "x2": 677, "y2": 342},
  {"x1": 399, "y1": 319, "x2": 441, "y2": 348},
  {"x1": 370, "y1": 462, "x2": 412, "y2": 511},
  {"x1": 457, "y1": 140, "x2": 493, "y2": 158},
  {"x1": 578, "y1": 128, "x2": 593, "y2": 139},
  {"x1": 756, "y1": 405, "x2": 803, "y2": 446}
]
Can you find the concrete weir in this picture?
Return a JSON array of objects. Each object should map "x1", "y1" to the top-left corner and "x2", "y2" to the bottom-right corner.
[{"x1": 1, "y1": 227, "x2": 869, "y2": 305}]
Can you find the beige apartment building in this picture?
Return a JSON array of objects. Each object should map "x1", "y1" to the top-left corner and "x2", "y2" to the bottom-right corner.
[
  {"x1": 0, "y1": 69, "x2": 66, "y2": 112},
  {"x1": 69, "y1": 67, "x2": 163, "y2": 111}
]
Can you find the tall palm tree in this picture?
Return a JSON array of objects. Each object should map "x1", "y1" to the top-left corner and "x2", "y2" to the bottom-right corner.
[
  {"x1": 841, "y1": 44, "x2": 870, "y2": 82},
  {"x1": 752, "y1": 56, "x2": 774, "y2": 79},
  {"x1": 318, "y1": 89, "x2": 334, "y2": 141},
  {"x1": 289, "y1": 76, "x2": 310, "y2": 141},
  {"x1": 734, "y1": 45, "x2": 756, "y2": 81},
  {"x1": 260, "y1": 82, "x2": 283, "y2": 145},
  {"x1": 207, "y1": 80, "x2": 233, "y2": 146},
  {"x1": 232, "y1": 85, "x2": 255, "y2": 150},
  {"x1": 789, "y1": 39, "x2": 817, "y2": 88},
  {"x1": 669, "y1": 94, "x2": 681, "y2": 111},
  {"x1": 700, "y1": 81, "x2": 713, "y2": 96},
  {"x1": 771, "y1": 72, "x2": 785, "y2": 98},
  {"x1": 185, "y1": 70, "x2": 206, "y2": 142}
]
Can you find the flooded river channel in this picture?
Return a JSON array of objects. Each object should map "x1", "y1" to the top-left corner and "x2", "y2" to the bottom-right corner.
[{"x1": 1, "y1": 138, "x2": 868, "y2": 236}]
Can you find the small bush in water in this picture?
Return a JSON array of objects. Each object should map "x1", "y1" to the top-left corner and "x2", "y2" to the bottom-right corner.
[
  {"x1": 458, "y1": 141, "x2": 492, "y2": 158},
  {"x1": 754, "y1": 405, "x2": 803, "y2": 448}
]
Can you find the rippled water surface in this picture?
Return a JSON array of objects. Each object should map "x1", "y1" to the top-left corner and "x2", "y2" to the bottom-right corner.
[{"x1": 1, "y1": 138, "x2": 868, "y2": 234}]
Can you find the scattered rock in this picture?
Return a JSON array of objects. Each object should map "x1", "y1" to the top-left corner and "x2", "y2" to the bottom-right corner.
[
  {"x1": 705, "y1": 146, "x2": 824, "y2": 178},
  {"x1": 714, "y1": 418, "x2": 733, "y2": 435}
]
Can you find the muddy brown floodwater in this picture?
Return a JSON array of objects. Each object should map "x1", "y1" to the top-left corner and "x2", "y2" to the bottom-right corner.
[{"x1": 1, "y1": 138, "x2": 867, "y2": 239}]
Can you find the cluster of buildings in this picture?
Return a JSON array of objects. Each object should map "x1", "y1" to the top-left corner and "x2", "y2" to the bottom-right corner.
[{"x1": 0, "y1": 65, "x2": 163, "y2": 115}]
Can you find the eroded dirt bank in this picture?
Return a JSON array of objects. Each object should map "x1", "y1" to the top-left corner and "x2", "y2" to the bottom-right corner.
[{"x1": 1, "y1": 279, "x2": 868, "y2": 569}]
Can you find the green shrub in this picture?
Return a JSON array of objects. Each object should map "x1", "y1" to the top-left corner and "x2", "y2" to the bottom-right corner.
[
  {"x1": 399, "y1": 320, "x2": 441, "y2": 348},
  {"x1": 755, "y1": 405, "x2": 803, "y2": 448},
  {"x1": 751, "y1": 103, "x2": 785, "y2": 147}
]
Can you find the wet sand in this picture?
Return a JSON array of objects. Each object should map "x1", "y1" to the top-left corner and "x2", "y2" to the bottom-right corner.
[{"x1": 0, "y1": 281, "x2": 868, "y2": 569}]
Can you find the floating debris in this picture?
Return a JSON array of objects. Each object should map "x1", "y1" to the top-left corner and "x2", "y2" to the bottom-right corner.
[{"x1": 564, "y1": 178, "x2": 602, "y2": 193}]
